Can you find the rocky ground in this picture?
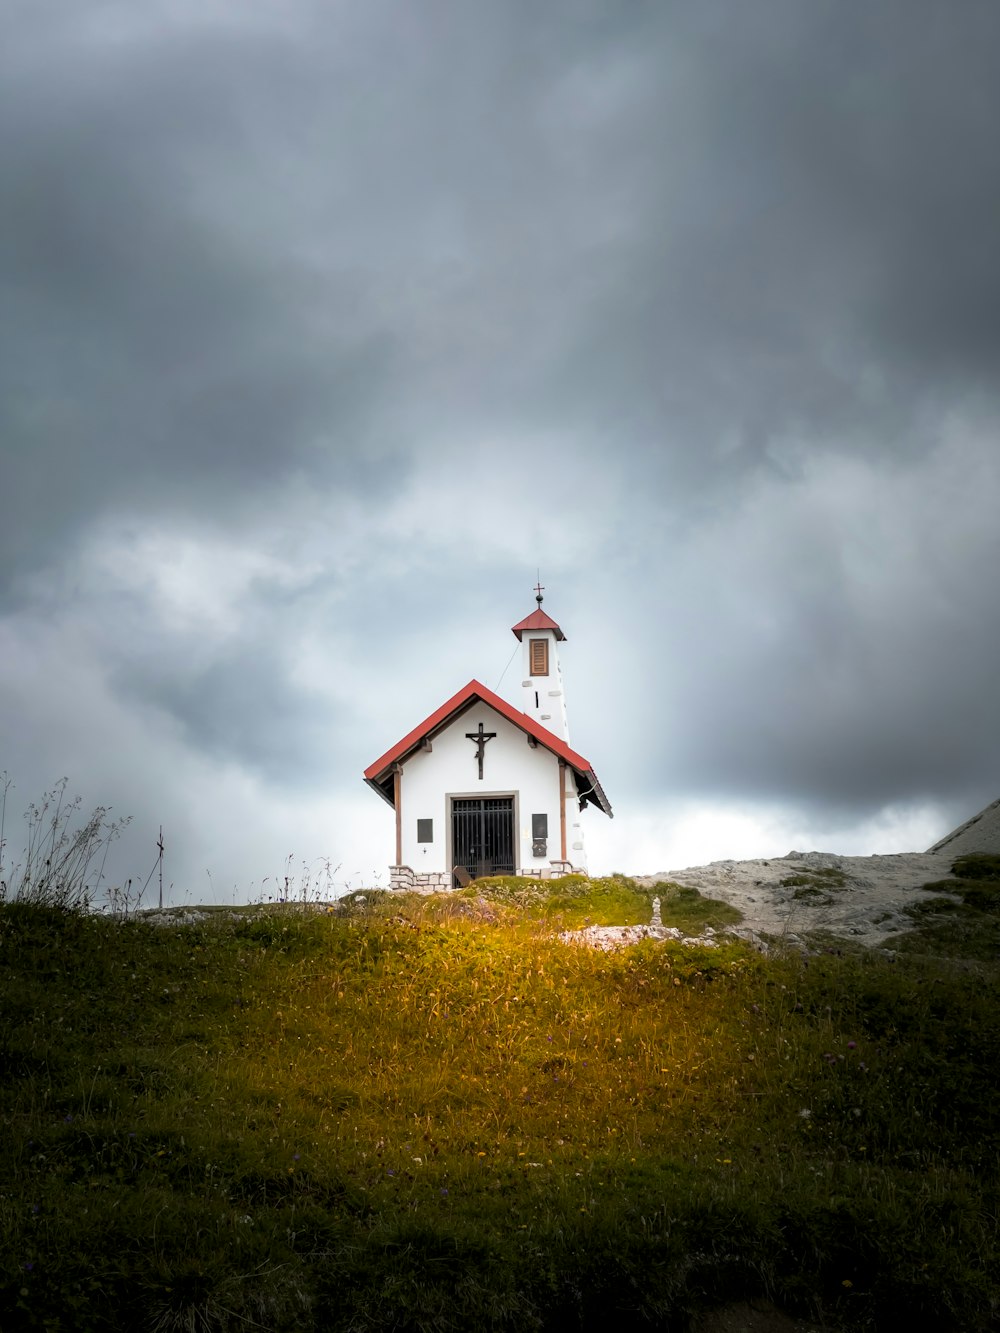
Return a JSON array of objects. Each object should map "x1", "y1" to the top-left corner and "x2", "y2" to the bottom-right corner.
[
  {"x1": 141, "y1": 850, "x2": 958, "y2": 952},
  {"x1": 690, "y1": 1300, "x2": 825, "y2": 1333},
  {"x1": 634, "y1": 849, "x2": 955, "y2": 950},
  {"x1": 558, "y1": 849, "x2": 959, "y2": 954}
]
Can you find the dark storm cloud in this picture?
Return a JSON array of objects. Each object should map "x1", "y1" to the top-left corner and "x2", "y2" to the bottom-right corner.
[
  {"x1": 0, "y1": 8, "x2": 411, "y2": 583},
  {"x1": 117, "y1": 643, "x2": 324, "y2": 784},
  {"x1": 526, "y1": 2, "x2": 1000, "y2": 481},
  {"x1": 2, "y1": 0, "x2": 999, "y2": 884},
  {"x1": 5, "y1": 0, "x2": 1000, "y2": 536},
  {"x1": 615, "y1": 433, "x2": 1000, "y2": 819},
  {"x1": 672, "y1": 598, "x2": 1000, "y2": 815}
]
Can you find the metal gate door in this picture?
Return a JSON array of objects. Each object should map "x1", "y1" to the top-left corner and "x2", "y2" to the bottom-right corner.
[{"x1": 451, "y1": 797, "x2": 515, "y2": 882}]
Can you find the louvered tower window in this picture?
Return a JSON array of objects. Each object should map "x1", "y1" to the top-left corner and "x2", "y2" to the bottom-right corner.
[{"x1": 529, "y1": 638, "x2": 548, "y2": 676}]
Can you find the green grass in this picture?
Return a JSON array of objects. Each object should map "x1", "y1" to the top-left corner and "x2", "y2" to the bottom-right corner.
[
  {"x1": 780, "y1": 867, "x2": 849, "y2": 906},
  {"x1": 448, "y1": 873, "x2": 742, "y2": 932},
  {"x1": 1, "y1": 876, "x2": 998, "y2": 1331},
  {"x1": 882, "y1": 851, "x2": 1000, "y2": 962}
]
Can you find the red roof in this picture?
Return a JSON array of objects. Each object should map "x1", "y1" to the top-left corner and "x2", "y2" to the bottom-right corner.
[
  {"x1": 363, "y1": 679, "x2": 611, "y2": 816},
  {"x1": 510, "y1": 608, "x2": 565, "y2": 641}
]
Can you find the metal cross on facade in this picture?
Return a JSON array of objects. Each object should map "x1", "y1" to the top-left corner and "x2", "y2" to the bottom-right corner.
[{"x1": 465, "y1": 721, "x2": 497, "y2": 779}]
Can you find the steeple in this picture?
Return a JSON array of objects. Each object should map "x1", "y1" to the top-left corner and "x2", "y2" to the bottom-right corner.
[
  {"x1": 363, "y1": 580, "x2": 610, "y2": 890},
  {"x1": 511, "y1": 583, "x2": 570, "y2": 740}
]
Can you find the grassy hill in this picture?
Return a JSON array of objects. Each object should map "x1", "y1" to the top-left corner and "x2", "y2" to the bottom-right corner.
[{"x1": 1, "y1": 872, "x2": 998, "y2": 1331}]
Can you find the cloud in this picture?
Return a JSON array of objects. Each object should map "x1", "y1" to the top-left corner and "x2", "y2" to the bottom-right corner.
[
  {"x1": 616, "y1": 414, "x2": 1000, "y2": 813},
  {"x1": 2, "y1": 1, "x2": 999, "y2": 897},
  {"x1": 586, "y1": 792, "x2": 956, "y2": 875}
]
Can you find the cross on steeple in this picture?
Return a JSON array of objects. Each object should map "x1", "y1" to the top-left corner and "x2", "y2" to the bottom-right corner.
[
  {"x1": 465, "y1": 721, "x2": 497, "y2": 779},
  {"x1": 534, "y1": 579, "x2": 545, "y2": 606}
]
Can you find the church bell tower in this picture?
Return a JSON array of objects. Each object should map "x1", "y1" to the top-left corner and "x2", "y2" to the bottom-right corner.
[{"x1": 510, "y1": 583, "x2": 570, "y2": 741}]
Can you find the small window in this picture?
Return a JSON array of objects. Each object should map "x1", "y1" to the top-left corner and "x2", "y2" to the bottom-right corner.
[
  {"x1": 529, "y1": 638, "x2": 548, "y2": 676},
  {"x1": 417, "y1": 819, "x2": 433, "y2": 843}
]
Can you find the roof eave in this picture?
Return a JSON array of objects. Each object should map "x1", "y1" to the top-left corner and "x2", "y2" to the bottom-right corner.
[
  {"x1": 573, "y1": 767, "x2": 613, "y2": 818},
  {"x1": 510, "y1": 608, "x2": 566, "y2": 641},
  {"x1": 363, "y1": 775, "x2": 396, "y2": 809},
  {"x1": 364, "y1": 693, "x2": 481, "y2": 781}
]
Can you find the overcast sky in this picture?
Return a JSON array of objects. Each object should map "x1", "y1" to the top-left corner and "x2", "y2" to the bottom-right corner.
[{"x1": 2, "y1": 0, "x2": 999, "y2": 905}]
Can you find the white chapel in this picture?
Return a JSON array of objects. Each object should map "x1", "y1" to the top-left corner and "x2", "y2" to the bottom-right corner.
[{"x1": 363, "y1": 591, "x2": 612, "y2": 890}]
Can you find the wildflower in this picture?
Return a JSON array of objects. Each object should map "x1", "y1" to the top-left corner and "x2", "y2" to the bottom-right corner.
[
  {"x1": 439, "y1": 1187, "x2": 448, "y2": 1196},
  {"x1": 841, "y1": 1279, "x2": 853, "y2": 1289},
  {"x1": 847, "y1": 1041, "x2": 857, "y2": 1050},
  {"x1": 798, "y1": 1109, "x2": 811, "y2": 1120}
]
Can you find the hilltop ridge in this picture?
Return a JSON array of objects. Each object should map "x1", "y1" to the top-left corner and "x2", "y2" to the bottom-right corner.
[{"x1": 640, "y1": 849, "x2": 958, "y2": 950}]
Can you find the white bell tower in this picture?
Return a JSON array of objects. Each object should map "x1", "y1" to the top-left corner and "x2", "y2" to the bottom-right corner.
[{"x1": 510, "y1": 583, "x2": 570, "y2": 742}]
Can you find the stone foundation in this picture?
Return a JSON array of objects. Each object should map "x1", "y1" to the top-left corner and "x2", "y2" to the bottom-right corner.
[
  {"x1": 389, "y1": 862, "x2": 584, "y2": 891},
  {"x1": 389, "y1": 866, "x2": 453, "y2": 893},
  {"x1": 520, "y1": 861, "x2": 581, "y2": 878}
]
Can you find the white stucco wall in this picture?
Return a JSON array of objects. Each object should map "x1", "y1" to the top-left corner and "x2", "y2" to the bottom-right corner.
[
  {"x1": 398, "y1": 701, "x2": 583, "y2": 876},
  {"x1": 517, "y1": 629, "x2": 570, "y2": 741}
]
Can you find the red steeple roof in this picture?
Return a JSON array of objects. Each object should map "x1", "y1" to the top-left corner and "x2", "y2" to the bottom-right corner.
[{"x1": 511, "y1": 608, "x2": 565, "y2": 641}]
